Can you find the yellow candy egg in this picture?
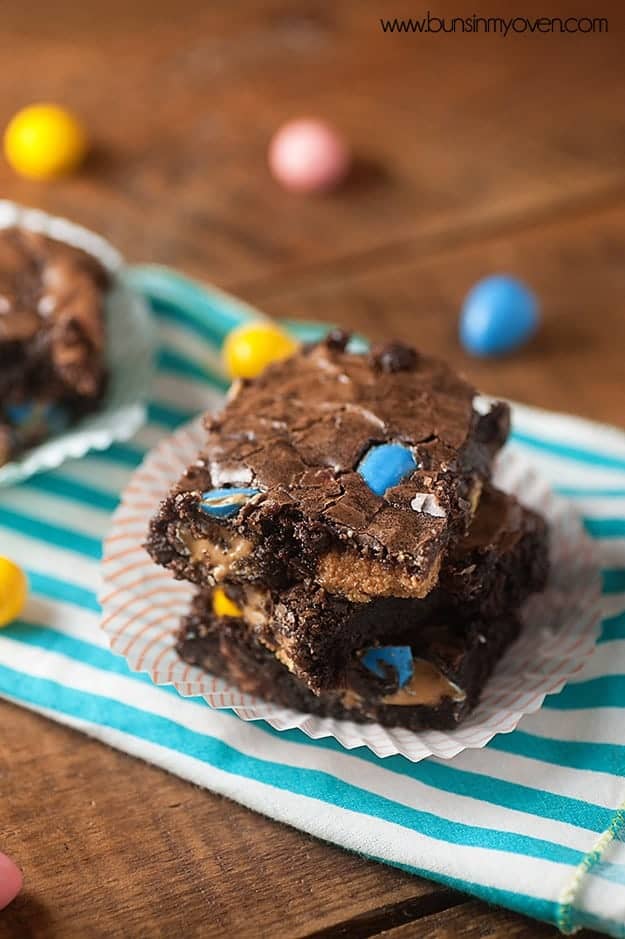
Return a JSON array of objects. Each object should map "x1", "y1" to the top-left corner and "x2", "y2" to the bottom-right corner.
[
  {"x1": 212, "y1": 588, "x2": 242, "y2": 619},
  {"x1": 0, "y1": 557, "x2": 28, "y2": 627},
  {"x1": 223, "y1": 322, "x2": 299, "y2": 380},
  {"x1": 4, "y1": 104, "x2": 87, "y2": 180}
]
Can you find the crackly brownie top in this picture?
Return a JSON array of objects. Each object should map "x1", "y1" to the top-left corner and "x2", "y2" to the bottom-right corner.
[
  {"x1": 0, "y1": 227, "x2": 110, "y2": 401},
  {"x1": 183, "y1": 332, "x2": 510, "y2": 591}
]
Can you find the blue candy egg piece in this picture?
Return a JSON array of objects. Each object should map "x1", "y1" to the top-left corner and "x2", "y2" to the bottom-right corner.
[
  {"x1": 357, "y1": 443, "x2": 417, "y2": 497},
  {"x1": 44, "y1": 404, "x2": 70, "y2": 435},
  {"x1": 6, "y1": 402, "x2": 35, "y2": 425},
  {"x1": 5, "y1": 401, "x2": 68, "y2": 435},
  {"x1": 460, "y1": 275, "x2": 539, "y2": 357},
  {"x1": 200, "y1": 487, "x2": 260, "y2": 518},
  {"x1": 361, "y1": 646, "x2": 414, "y2": 688}
]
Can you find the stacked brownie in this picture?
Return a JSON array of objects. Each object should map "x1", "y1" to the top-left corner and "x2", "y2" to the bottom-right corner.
[
  {"x1": 147, "y1": 332, "x2": 549, "y2": 730},
  {"x1": 0, "y1": 227, "x2": 110, "y2": 466}
]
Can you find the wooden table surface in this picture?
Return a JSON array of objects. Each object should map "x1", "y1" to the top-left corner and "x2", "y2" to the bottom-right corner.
[{"x1": 0, "y1": 2, "x2": 623, "y2": 935}]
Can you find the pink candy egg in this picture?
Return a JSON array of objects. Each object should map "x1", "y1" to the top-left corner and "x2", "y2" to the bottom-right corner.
[
  {"x1": 0, "y1": 852, "x2": 22, "y2": 909},
  {"x1": 268, "y1": 118, "x2": 351, "y2": 193}
]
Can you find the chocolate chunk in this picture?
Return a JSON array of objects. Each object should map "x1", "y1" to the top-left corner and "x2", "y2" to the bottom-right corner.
[
  {"x1": 324, "y1": 328, "x2": 350, "y2": 351},
  {"x1": 371, "y1": 340, "x2": 418, "y2": 373}
]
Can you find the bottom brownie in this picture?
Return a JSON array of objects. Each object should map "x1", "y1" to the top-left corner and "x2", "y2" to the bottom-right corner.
[{"x1": 177, "y1": 592, "x2": 521, "y2": 731}]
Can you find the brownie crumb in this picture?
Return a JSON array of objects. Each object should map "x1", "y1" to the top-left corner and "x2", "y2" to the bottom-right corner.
[{"x1": 475, "y1": 401, "x2": 511, "y2": 451}]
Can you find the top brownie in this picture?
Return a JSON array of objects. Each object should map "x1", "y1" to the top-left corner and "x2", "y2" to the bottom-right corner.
[
  {"x1": 0, "y1": 227, "x2": 110, "y2": 464},
  {"x1": 147, "y1": 332, "x2": 510, "y2": 602}
]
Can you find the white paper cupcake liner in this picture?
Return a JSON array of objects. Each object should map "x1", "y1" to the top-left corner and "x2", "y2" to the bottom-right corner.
[
  {"x1": 100, "y1": 418, "x2": 602, "y2": 761},
  {"x1": 0, "y1": 201, "x2": 154, "y2": 486}
]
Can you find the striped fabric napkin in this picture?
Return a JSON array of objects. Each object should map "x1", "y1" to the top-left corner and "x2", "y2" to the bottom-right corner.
[{"x1": 1, "y1": 280, "x2": 624, "y2": 936}]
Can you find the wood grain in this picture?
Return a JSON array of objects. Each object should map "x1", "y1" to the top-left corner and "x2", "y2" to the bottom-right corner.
[{"x1": 0, "y1": 0, "x2": 619, "y2": 935}]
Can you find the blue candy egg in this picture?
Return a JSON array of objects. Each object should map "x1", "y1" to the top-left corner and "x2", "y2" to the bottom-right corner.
[
  {"x1": 6, "y1": 402, "x2": 35, "y2": 425},
  {"x1": 460, "y1": 275, "x2": 539, "y2": 357},
  {"x1": 361, "y1": 646, "x2": 413, "y2": 687},
  {"x1": 6, "y1": 401, "x2": 68, "y2": 435},
  {"x1": 200, "y1": 487, "x2": 260, "y2": 518},
  {"x1": 357, "y1": 443, "x2": 417, "y2": 497}
]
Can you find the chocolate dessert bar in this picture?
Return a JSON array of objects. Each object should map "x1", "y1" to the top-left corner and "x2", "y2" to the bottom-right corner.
[
  {"x1": 0, "y1": 227, "x2": 110, "y2": 465},
  {"x1": 205, "y1": 484, "x2": 548, "y2": 692},
  {"x1": 147, "y1": 333, "x2": 510, "y2": 601},
  {"x1": 178, "y1": 591, "x2": 522, "y2": 731}
]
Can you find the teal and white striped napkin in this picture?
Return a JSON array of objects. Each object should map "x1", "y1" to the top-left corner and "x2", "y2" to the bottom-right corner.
[{"x1": 1, "y1": 275, "x2": 625, "y2": 936}]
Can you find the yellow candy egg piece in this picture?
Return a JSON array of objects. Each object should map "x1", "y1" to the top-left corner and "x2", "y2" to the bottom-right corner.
[
  {"x1": 212, "y1": 588, "x2": 242, "y2": 619},
  {"x1": 4, "y1": 104, "x2": 87, "y2": 180},
  {"x1": 0, "y1": 557, "x2": 28, "y2": 628},
  {"x1": 223, "y1": 322, "x2": 299, "y2": 380}
]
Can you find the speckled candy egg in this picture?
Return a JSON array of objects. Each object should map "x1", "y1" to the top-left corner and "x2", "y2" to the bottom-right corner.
[
  {"x1": 0, "y1": 557, "x2": 28, "y2": 627},
  {"x1": 357, "y1": 443, "x2": 417, "y2": 497},
  {"x1": 4, "y1": 103, "x2": 87, "y2": 180},
  {"x1": 268, "y1": 118, "x2": 351, "y2": 193},
  {"x1": 0, "y1": 852, "x2": 22, "y2": 910},
  {"x1": 460, "y1": 275, "x2": 539, "y2": 357},
  {"x1": 223, "y1": 322, "x2": 299, "y2": 380}
]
